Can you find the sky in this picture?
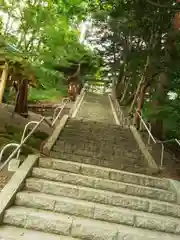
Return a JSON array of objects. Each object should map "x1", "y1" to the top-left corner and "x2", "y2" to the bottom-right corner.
[
  {"x1": 79, "y1": 18, "x2": 92, "y2": 45},
  {"x1": 0, "y1": 8, "x2": 20, "y2": 35}
]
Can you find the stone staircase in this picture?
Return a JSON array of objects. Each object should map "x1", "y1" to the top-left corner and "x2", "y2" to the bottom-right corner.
[
  {"x1": 51, "y1": 119, "x2": 151, "y2": 174},
  {"x1": 75, "y1": 93, "x2": 115, "y2": 123},
  {"x1": 1, "y1": 157, "x2": 180, "y2": 239},
  {"x1": 1, "y1": 93, "x2": 180, "y2": 239}
]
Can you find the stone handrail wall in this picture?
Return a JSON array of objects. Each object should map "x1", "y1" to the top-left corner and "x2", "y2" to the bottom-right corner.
[
  {"x1": 69, "y1": 88, "x2": 86, "y2": 117},
  {"x1": 109, "y1": 92, "x2": 132, "y2": 127}
]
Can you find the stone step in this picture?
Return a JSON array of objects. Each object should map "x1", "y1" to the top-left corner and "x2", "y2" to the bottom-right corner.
[
  {"x1": 3, "y1": 206, "x2": 180, "y2": 239},
  {"x1": 0, "y1": 225, "x2": 79, "y2": 240},
  {"x1": 65, "y1": 121, "x2": 118, "y2": 129},
  {"x1": 3, "y1": 206, "x2": 73, "y2": 236},
  {"x1": 61, "y1": 126, "x2": 132, "y2": 135},
  {"x1": 67, "y1": 119, "x2": 119, "y2": 127},
  {"x1": 51, "y1": 149, "x2": 125, "y2": 162},
  {"x1": 53, "y1": 144, "x2": 140, "y2": 163},
  {"x1": 63, "y1": 128, "x2": 123, "y2": 136},
  {"x1": 59, "y1": 130, "x2": 135, "y2": 143},
  {"x1": 66, "y1": 117, "x2": 127, "y2": 126},
  {"x1": 56, "y1": 136, "x2": 120, "y2": 146},
  {"x1": 15, "y1": 191, "x2": 180, "y2": 234},
  {"x1": 65, "y1": 120, "x2": 130, "y2": 128},
  {"x1": 49, "y1": 152, "x2": 152, "y2": 174},
  {"x1": 38, "y1": 158, "x2": 169, "y2": 190},
  {"x1": 56, "y1": 137, "x2": 132, "y2": 146},
  {"x1": 31, "y1": 167, "x2": 175, "y2": 202},
  {"x1": 53, "y1": 141, "x2": 145, "y2": 163},
  {"x1": 66, "y1": 117, "x2": 127, "y2": 127},
  {"x1": 25, "y1": 178, "x2": 179, "y2": 217},
  {"x1": 54, "y1": 139, "x2": 138, "y2": 151}
]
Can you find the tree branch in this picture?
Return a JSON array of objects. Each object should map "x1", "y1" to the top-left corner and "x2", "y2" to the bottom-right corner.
[{"x1": 146, "y1": 0, "x2": 180, "y2": 9}]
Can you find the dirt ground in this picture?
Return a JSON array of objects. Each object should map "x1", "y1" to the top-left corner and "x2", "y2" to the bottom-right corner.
[
  {"x1": 0, "y1": 104, "x2": 54, "y2": 190},
  {"x1": 0, "y1": 164, "x2": 13, "y2": 190}
]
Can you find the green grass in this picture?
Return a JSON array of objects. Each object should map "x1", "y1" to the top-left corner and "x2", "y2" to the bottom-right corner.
[{"x1": 28, "y1": 87, "x2": 68, "y2": 103}]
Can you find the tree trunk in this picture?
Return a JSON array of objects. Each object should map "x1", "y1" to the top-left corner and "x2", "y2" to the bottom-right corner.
[
  {"x1": 128, "y1": 55, "x2": 150, "y2": 114},
  {"x1": 0, "y1": 62, "x2": 8, "y2": 103},
  {"x1": 134, "y1": 82, "x2": 149, "y2": 129},
  {"x1": 116, "y1": 63, "x2": 127, "y2": 99},
  {"x1": 151, "y1": 22, "x2": 177, "y2": 139},
  {"x1": 14, "y1": 80, "x2": 28, "y2": 118},
  {"x1": 151, "y1": 72, "x2": 168, "y2": 139},
  {"x1": 128, "y1": 78, "x2": 143, "y2": 114}
]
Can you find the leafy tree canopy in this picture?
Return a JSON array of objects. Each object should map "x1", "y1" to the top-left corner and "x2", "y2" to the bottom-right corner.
[{"x1": 0, "y1": 0, "x2": 99, "y2": 92}]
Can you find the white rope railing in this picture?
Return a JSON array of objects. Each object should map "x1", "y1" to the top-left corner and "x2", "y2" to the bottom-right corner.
[{"x1": 0, "y1": 117, "x2": 45, "y2": 171}]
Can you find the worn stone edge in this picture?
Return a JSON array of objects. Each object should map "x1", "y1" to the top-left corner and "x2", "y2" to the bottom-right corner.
[
  {"x1": 43, "y1": 115, "x2": 69, "y2": 155},
  {"x1": 130, "y1": 125, "x2": 159, "y2": 173},
  {"x1": 0, "y1": 154, "x2": 39, "y2": 222},
  {"x1": 70, "y1": 88, "x2": 86, "y2": 118},
  {"x1": 168, "y1": 179, "x2": 180, "y2": 204}
]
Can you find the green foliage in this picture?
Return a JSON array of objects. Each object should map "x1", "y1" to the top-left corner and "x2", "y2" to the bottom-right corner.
[
  {"x1": 28, "y1": 88, "x2": 67, "y2": 102},
  {"x1": 89, "y1": 0, "x2": 180, "y2": 140},
  {"x1": 0, "y1": 0, "x2": 98, "y2": 101}
]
